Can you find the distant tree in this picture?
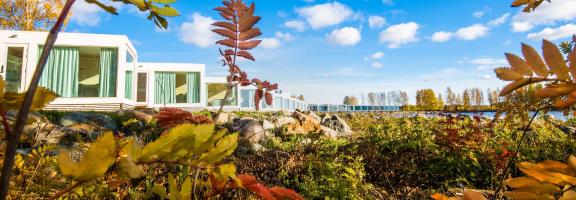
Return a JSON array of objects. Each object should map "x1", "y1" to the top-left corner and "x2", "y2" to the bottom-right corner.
[
  {"x1": 298, "y1": 95, "x2": 305, "y2": 101},
  {"x1": 416, "y1": 89, "x2": 438, "y2": 110},
  {"x1": 437, "y1": 93, "x2": 444, "y2": 108},
  {"x1": 462, "y1": 89, "x2": 471, "y2": 109},
  {"x1": 446, "y1": 87, "x2": 456, "y2": 106},
  {"x1": 473, "y1": 88, "x2": 483, "y2": 107},
  {"x1": 455, "y1": 94, "x2": 462, "y2": 106},
  {"x1": 343, "y1": 96, "x2": 359, "y2": 105},
  {"x1": 0, "y1": 0, "x2": 65, "y2": 30},
  {"x1": 367, "y1": 92, "x2": 376, "y2": 105},
  {"x1": 400, "y1": 91, "x2": 409, "y2": 106}
]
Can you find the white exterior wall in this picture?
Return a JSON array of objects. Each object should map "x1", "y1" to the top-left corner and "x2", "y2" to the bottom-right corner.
[
  {"x1": 0, "y1": 30, "x2": 137, "y2": 110},
  {"x1": 137, "y1": 63, "x2": 206, "y2": 109}
]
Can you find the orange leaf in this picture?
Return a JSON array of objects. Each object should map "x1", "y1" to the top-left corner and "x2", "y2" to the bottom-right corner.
[
  {"x1": 213, "y1": 21, "x2": 237, "y2": 32},
  {"x1": 238, "y1": 40, "x2": 261, "y2": 50},
  {"x1": 522, "y1": 43, "x2": 549, "y2": 77},
  {"x1": 269, "y1": 187, "x2": 304, "y2": 200},
  {"x1": 506, "y1": 53, "x2": 533, "y2": 76},
  {"x1": 534, "y1": 84, "x2": 576, "y2": 98},
  {"x1": 216, "y1": 39, "x2": 237, "y2": 48},
  {"x1": 239, "y1": 28, "x2": 261, "y2": 41},
  {"x1": 213, "y1": 28, "x2": 237, "y2": 40},
  {"x1": 237, "y1": 50, "x2": 255, "y2": 61},
  {"x1": 543, "y1": 39, "x2": 570, "y2": 80}
]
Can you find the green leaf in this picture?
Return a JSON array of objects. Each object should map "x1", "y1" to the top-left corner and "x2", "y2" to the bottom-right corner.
[
  {"x1": 152, "y1": 184, "x2": 168, "y2": 199},
  {"x1": 85, "y1": 0, "x2": 119, "y2": 15},
  {"x1": 57, "y1": 132, "x2": 116, "y2": 181},
  {"x1": 152, "y1": 5, "x2": 180, "y2": 17},
  {"x1": 179, "y1": 176, "x2": 192, "y2": 200},
  {"x1": 150, "y1": 0, "x2": 177, "y2": 4},
  {"x1": 168, "y1": 174, "x2": 178, "y2": 200}
]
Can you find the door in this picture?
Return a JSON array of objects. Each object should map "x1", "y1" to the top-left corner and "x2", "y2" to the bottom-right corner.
[
  {"x1": 136, "y1": 72, "x2": 148, "y2": 103},
  {"x1": 2, "y1": 45, "x2": 27, "y2": 92}
]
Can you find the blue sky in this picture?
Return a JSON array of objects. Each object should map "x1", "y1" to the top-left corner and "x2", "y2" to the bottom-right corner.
[{"x1": 67, "y1": 0, "x2": 576, "y2": 104}]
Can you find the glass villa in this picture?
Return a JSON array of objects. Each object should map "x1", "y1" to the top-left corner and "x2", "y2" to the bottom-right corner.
[{"x1": 0, "y1": 30, "x2": 306, "y2": 112}]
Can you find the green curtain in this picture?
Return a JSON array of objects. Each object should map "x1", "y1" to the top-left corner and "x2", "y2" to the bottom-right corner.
[
  {"x1": 154, "y1": 72, "x2": 176, "y2": 104},
  {"x1": 39, "y1": 47, "x2": 79, "y2": 97},
  {"x1": 99, "y1": 48, "x2": 117, "y2": 97},
  {"x1": 186, "y1": 72, "x2": 200, "y2": 103},
  {"x1": 125, "y1": 71, "x2": 133, "y2": 99}
]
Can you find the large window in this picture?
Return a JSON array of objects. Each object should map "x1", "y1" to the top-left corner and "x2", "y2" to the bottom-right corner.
[
  {"x1": 207, "y1": 83, "x2": 237, "y2": 106},
  {"x1": 40, "y1": 46, "x2": 117, "y2": 98},
  {"x1": 154, "y1": 72, "x2": 200, "y2": 104},
  {"x1": 137, "y1": 72, "x2": 147, "y2": 102},
  {"x1": 6, "y1": 47, "x2": 24, "y2": 92}
]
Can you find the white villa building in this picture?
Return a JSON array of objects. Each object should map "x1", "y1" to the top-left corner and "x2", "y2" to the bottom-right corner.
[{"x1": 0, "y1": 30, "x2": 307, "y2": 112}]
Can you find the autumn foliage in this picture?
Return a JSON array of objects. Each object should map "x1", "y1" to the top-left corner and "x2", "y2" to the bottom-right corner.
[{"x1": 212, "y1": 0, "x2": 278, "y2": 111}]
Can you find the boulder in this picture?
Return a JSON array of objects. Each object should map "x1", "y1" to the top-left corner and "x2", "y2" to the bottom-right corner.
[
  {"x1": 232, "y1": 117, "x2": 268, "y2": 143},
  {"x1": 320, "y1": 114, "x2": 352, "y2": 137},
  {"x1": 320, "y1": 126, "x2": 338, "y2": 138},
  {"x1": 284, "y1": 111, "x2": 322, "y2": 134},
  {"x1": 127, "y1": 110, "x2": 155, "y2": 125},
  {"x1": 273, "y1": 117, "x2": 296, "y2": 127},
  {"x1": 262, "y1": 119, "x2": 275, "y2": 130},
  {"x1": 60, "y1": 112, "x2": 117, "y2": 133}
]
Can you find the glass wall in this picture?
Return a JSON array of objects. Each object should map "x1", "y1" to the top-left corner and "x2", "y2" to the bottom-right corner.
[
  {"x1": 154, "y1": 72, "x2": 200, "y2": 104},
  {"x1": 6, "y1": 47, "x2": 24, "y2": 92},
  {"x1": 40, "y1": 46, "x2": 117, "y2": 98},
  {"x1": 207, "y1": 83, "x2": 237, "y2": 106},
  {"x1": 136, "y1": 72, "x2": 147, "y2": 102}
]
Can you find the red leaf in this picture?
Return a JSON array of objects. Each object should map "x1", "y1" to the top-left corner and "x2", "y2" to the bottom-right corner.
[
  {"x1": 268, "y1": 83, "x2": 278, "y2": 91},
  {"x1": 156, "y1": 108, "x2": 212, "y2": 128},
  {"x1": 237, "y1": 50, "x2": 255, "y2": 61},
  {"x1": 265, "y1": 92, "x2": 273, "y2": 105},
  {"x1": 216, "y1": 39, "x2": 237, "y2": 48},
  {"x1": 238, "y1": 40, "x2": 261, "y2": 50},
  {"x1": 254, "y1": 89, "x2": 263, "y2": 110},
  {"x1": 213, "y1": 28, "x2": 237, "y2": 40},
  {"x1": 239, "y1": 28, "x2": 261, "y2": 41},
  {"x1": 269, "y1": 187, "x2": 304, "y2": 200}
]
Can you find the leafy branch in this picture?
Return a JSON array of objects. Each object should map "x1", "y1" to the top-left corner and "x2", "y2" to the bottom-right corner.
[{"x1": 211, "y1": 0, "x2": 278, "y2": 121}]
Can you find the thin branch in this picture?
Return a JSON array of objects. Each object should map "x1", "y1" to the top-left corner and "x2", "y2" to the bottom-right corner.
[
  {"x1": 0, "y1": 0, "x2": 76, "y2": 199},
  {"x1": 48, "y1": 180, "x2": 86, "y2": 200},
  {"x1": 0, "y1": 111, "x2": 11, "y2": 136},
  {"x1": 494, "y1": 106, "x2": 547, "y2": 197}
]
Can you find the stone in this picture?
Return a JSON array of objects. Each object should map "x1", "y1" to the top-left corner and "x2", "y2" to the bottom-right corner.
[
  {"x1": 320, "y1": 114, "x2": 352, "y2": 137},
  {"x1": 320, "y1": 125, "x2": 338, "y2": 138},
  {"x1": 60, "y1": 112, "x2": 117, "y2": 133},
  {"x1": 127, "y1": 110, "x2": 155, "y2": 125},
  {"x1": 214, "y1": 112, "x2": 230, "y2": 124},
  {"x1": 262, "y1": 119, "x2": 275, "y2": 130},
  {"x1": 274, "y1": 117, "x2": 296, "y2": 127},
  {"x1": 251, "y1": 143, "x2": 267, "y2": 152},
  {"x1": 284, "y1": 111, "x2": 322, "y2": 134},
  {"x1": 232, "y1": 117, "x2": 268, "y2": 143}
]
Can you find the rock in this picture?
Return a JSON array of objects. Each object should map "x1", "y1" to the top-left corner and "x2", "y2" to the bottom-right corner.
[
  {"x1": 305, "y1": 111, "x2": 321, "y2": 123},
  {"x1": 232, "y1": 117, "x2": 268, "y2": 143},
  {"x1": 127, "y1": 110, "x2": 154, "y2": 125},
  {"x1": 251, "y1": 143, "x2": 267, "y2": 152},
  {"x1": 320, "y1": 126, "x2": 338, "y2": 138},
  {"x1": 284, "y1": 111, "x2": 322, "y2": 134},
  {"x1": 60, "y1": 112, "x2": 117, "y2": 133},
  {"x1": 274, "y1": 117, "x2": 296, "y2": 127},
  {"x1": 262, "y1": 119, "x2": 275, "y2": 130},
  {"x1": 320, "y1": 114, "x2": 352, "y2": 137},
  {"x1": 215, "y1": 112, "x2": 230, "y2": 124}
]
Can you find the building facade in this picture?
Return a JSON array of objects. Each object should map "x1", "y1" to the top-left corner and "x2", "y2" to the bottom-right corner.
[{"x1": 0, "y1": 30, "x2": 306, "y2": 112}]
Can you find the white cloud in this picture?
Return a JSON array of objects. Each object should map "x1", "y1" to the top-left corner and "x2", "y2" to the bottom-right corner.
[
  {"x1": 379, "y1": 22, "x2": 419, "y2": 48},
  {"x1": 527, "y1": 24, "x2": 576, "y2": 40},
  {"x1": 70, "y1": 0, "x2": 103, "y2": 26},
  {"x1": 431, "y1": 31, "x2": 453, "y2": 42},
  {"x1": 382, "y1": 0, "x2": 394, "y2": 5},
  {"x1": 275, "y1": 31, "x2": 294, "y2": 41},
  {"x1": 284, "y1": 20, "x2": 306, "y2": 32},
  {"x1": 455, "y1": 24, "x2": 489, "y2": 40},
  {"x1": 473, "y1": 11, "x2": 485, "y2": 18},
  {"x1": 179, "y1": 13, "x2": 217, "y2": 48},
  {"x1": 260, "y1": 38, "x2": 281, "y2": 49},
  {"x1": 372, "y1": 62, "x2": 383, "y2": 68},
  {"x1": 511, "y1": 0, "x2": 576, "y2": 32},
  {"x1": 371, "y1": 51, "x2": 385, "y2": 59},
  {"x1": 326, "y1": 27, "x2": 362, "y2": 46},
  {"x1": 368, "y1": 15, "x2": 386, "y2": 29},
  {"x1": 488, "y1": 13, "x2": 510, "y2": 26},
  {"x1": 470, "y1": 58, "x2": 507, "y2": 70},
  {"x1": 296, "y1": 2, "x2": 353, "y2": 29}
]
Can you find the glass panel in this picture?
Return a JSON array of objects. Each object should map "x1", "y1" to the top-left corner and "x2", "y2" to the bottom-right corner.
[
  {"x1": 207, "y1": 83, "x2": 237, "y2": 106},
  {"x1": 6, "y1": 47, "x2": 24, "y2": 92},
  {"x1": 78, "y1": 47, "x2": 101, "y2": 97},
  {"x1": 125, "y1": 71, "x2": 133, "y2": 99},
  {"x1": 175, "y1": 73, "x2": 187, "y2": 103},
  {"x1": 40, "y1": 46, "x2": 79, "y2": 97},
  {"x1": 137, "y1": 73, "x2": 147, "y2": 102}
]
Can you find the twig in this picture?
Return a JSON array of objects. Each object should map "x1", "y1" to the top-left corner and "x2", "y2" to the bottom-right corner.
[
  {"x1": 0, "y1": 0, "x2": 76, "y2": 199},
  {"x1": 49, "y1": 180, "x2": 86, "y2": 200},
  {"x1": 192, "y1": 169, "x2": 200, "y2": 200},
  {"x1": 494, "y1": 107, "x2": 546, "y2": 196},
  {"x1": 0, "y1": 111, "x2": 11, "y2": 136}
]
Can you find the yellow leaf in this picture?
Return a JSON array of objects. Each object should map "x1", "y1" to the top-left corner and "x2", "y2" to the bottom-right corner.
[
  {"x1": 522, "y1": 43, "x2": 549, "y2": 77},
  {"x1": 500, "y1": 78, "x2": 531, "y2": 96},
  {"x1": 179, "y1": 176, "x2": 192, "y2": 200},
  {"x1": 518, "y1": 162, "x2": 576, "y2": 186},
  {"x1": 542, "y1": 39, "x2": 570, "y2": 80},
  {"x1": 506, "y1": 53, "x2": 533, "y2": 76},
  {"x1": 57, "y1": 132, "x2": 116, "y2": 181},
  {"x1": 152, "y1": 184, "x2": 168, "y2": 199},
  {"x1": 138, "y1": 124, "x2": 213, "y2": 163},
  {"x1": 511, "y1": 0, "x2": 530, "y2": 7},
  {"x1": 168, "y1": 173, "x2": 178, "y2": 200},
  {"x1": 495, "y1": 67, "x2": 525, "y2": 81},
  {"x1": 534, "y1": 84, "x2": 576, "y2": 98},
  {"x1": 191, "y1": 133, "x2": 238, "y2": 167},
  {"x1": 505, "y1": 177, "x2": 560, "y2": 194},
  {"x1": 560, "y1": 190, "x2": 576, "y2": 200},
  {"x1": 463, "y1": 190, "x2": 487, "y2": 200},
  {"x1": 0, "y1": 87, "x2": 57, "y2": 111},
  {"x1": 504, "y1": 191, "x2": 554, "y2": 200},
  {"x1": 569, "y1": 50, "x2": 576, "y2": 79},
  {"x1": 116, "y1": 157, "x2": 145, "y2": 180},
  {"x1": 209, "y1": 163, "x2": 237, "y2": 183},
  {"x1": 568, "y1": 155, "x2": 576, "y2": 174}
]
